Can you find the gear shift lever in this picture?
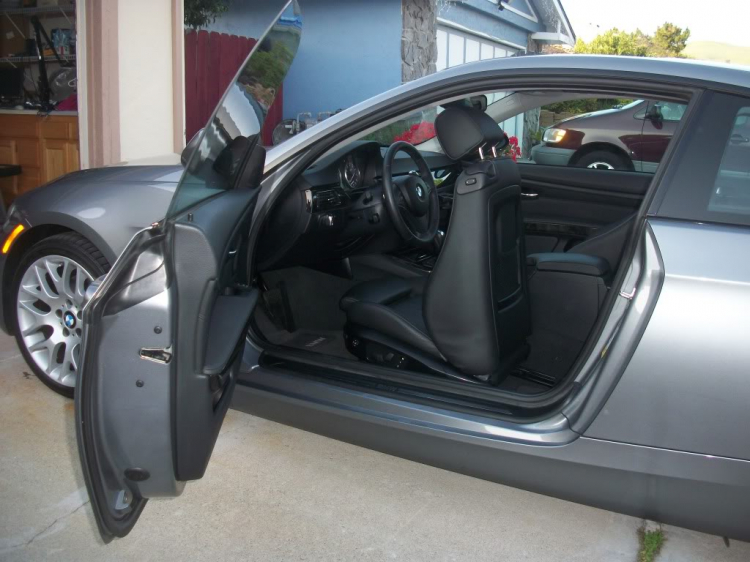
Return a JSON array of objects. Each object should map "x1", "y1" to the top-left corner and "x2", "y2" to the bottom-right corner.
[{"x1": 432, "y1": 229, "x2": 445, "y2": 253}]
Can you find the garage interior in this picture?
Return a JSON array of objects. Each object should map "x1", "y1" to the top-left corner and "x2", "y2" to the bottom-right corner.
[{"x1": 0, "y1": 1, "x2": 80, "y2": 215}]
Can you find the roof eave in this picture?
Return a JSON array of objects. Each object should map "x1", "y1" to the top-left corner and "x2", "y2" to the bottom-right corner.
[
  {"x1": 530, "y1": 0, "x2": 577, "y2": 44},
  {"x1": 530, "y1": 31, "x2": 575, "y2": 47}
]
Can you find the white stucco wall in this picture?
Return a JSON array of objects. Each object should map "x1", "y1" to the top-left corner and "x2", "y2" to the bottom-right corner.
[{"x1": 117, "y1": 0, "x2": 176, "y2": 162}]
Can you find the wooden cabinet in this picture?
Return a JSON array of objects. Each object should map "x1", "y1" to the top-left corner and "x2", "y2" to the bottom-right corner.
[{"x1": 0, "y1": 113, "x2": 79, "y2": 207}]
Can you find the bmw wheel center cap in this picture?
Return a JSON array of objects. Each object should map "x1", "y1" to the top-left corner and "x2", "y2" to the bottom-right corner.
[{"x1": 64, "y1": 311, "x2": 77, "y2": 329}]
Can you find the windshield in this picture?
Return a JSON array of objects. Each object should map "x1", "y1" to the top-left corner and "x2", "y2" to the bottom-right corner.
[
  {"x1": 168, "y1": 1, "x2": 302, "y2": 217},
  {"x1": 362, "y1": 108, "x2": 438, "y2": 146}
]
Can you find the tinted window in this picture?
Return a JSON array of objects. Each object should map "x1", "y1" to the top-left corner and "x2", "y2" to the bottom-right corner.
[
  {"x1": 168, "y1": 4, "x2": 302, "y2": 217},
  {"x1": 656, "y1": 101, "x2": 687, "y2": 122},
  {"x1": 656, "y1": 91, "x2": 750, "y2": 226},
  {"x1": 709, "y1": 106, "x2": 750, "y2": 216},
  {"x1": 526, "y1": 96, "x2": 657, "y2": 172}
]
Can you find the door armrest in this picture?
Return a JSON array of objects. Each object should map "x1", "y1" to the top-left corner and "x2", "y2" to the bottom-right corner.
[{"x1": 527, "y1": 253, "x2": 610, "y2": 278}]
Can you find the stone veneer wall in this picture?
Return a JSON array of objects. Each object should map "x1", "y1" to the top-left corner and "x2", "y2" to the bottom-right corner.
[{"x1": 401, "y1": 0, "x2": 437, "y2": 82}]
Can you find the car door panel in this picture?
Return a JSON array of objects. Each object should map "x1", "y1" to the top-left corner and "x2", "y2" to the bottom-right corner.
[
  {"x1": 518, "y1": 164, "x2": 649, "y2": 253},
  {"x1": 77, "y1": 190, "x2": 260, "y2": 540},
  {"x1": 76, "y1": 0, "x2": 302, "y2": 541},
  {"x1": 77, "y1": 227, "x2": 179, "y2": 540},
  {"x1": 171, "y1": 190, "x2": 258, "y2": 481}
]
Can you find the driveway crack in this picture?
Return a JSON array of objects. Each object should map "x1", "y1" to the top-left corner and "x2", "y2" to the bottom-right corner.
[{"x1": 25, "y1": 500, "x2": 90, "y2": 547}]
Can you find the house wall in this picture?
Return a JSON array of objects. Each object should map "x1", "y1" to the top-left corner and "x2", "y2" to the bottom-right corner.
[
  {"x1": 402, "y1": 0, "x2": 437, "y2": 82},
  {"x1": 205, "y1": 0, "x2": 403, "y2": 121},
  {"x1": 117, "y1": 0, "x2": 176, "y2": 162},
  {"x1": 81, "y1": 0, "x2": 184, "y2": 166},
  {"x1": 439, "y1": 0, "x2": 543, "y2": 49}
]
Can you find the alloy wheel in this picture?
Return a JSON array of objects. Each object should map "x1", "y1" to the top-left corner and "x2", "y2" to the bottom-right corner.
[
  {"x1": 16, "y1": 255, "x2": 94, "y2": 388},
  {"x1": 586, "y1": 161, "x2": 615, "y2": 170}
]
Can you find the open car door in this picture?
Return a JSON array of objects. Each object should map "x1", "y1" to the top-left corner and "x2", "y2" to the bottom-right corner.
[{"x1": 75, "y1": 2, "x2": 302, "y2": 542}]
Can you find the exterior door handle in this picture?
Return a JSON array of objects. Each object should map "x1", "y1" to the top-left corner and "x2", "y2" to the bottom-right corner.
[{"x1": 521, "y1": 191, "x2": 539, "y2": 199}]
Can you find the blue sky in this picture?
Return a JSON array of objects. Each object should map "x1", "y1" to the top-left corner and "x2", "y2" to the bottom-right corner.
[{"x1": 562, "y1": 0, "x2": 750, "y2": 47}]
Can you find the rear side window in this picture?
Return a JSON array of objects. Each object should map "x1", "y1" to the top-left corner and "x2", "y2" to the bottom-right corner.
[
  {"x1": 710, "y1": 107, "x2": 750, "y2": 216},
  {"x1": 656, "y1": 91, "x2": 750, "y2": 226}
]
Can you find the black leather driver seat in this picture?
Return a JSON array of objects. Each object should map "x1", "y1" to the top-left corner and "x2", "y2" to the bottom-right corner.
[{"x1": 341, "y1": 105, "x2": 531, "y2": 383}]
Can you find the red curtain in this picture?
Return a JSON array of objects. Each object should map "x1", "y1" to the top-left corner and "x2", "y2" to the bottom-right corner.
[{"x1": 184, "y1": 30, "x2": 283, "y2": 146}]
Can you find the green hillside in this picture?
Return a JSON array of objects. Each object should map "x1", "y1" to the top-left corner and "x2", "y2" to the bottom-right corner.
[{"x1": 684, "y1": 41, "x2": 750, "y2": 65}]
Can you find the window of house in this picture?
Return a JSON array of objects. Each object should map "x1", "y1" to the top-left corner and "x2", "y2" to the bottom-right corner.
[{"x1": 436, "y1": 25, "x2": 519, "y2": 71}]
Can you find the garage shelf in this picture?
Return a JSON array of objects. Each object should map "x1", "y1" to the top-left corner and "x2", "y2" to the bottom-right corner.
[
  {"x1": 0, "y1": 5, "x2": 75, "y2": 17},
  {"x1": 0, "y1": 54, "x2": 75, "y2": 65}
]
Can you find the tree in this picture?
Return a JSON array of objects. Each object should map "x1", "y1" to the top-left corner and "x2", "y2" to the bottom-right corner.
[
  {"x1": 574, "y1": 28, "x2": 649, "y2": 57},
  {"x1": 650, "y1": 23, "x2": 691, "y2": 57},
  {"x1": 573, "y1": 23, "x2": 691, "y2": 59},
  {"x1": 184, "y1": 0, "x2": 231, "y2": 30}
]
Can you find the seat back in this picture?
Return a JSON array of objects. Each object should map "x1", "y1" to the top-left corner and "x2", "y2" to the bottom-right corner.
[{"x1": 424, "y1": 106, "x2": 530, "y2": 381}]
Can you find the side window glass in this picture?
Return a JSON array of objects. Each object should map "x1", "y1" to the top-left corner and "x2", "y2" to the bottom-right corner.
[
  {"x1": 527, "y1": 97, "x2": 647, "y2": 172},
  {"x1": 656, "y1": 92, "x2": 750, "y2": 227},
  {"x1": 709, "y1": 106, "x2": 750, "y2": 216},
  {"x1": 636, "y1": 100, "x2": 688, "y2": 174},
  {"x1": 653, "y1": 101, "x2": 687, "y2": 122}
]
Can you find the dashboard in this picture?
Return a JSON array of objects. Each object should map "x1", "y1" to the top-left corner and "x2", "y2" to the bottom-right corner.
[
  {"x1": 255, "y1": 141, "x2": 455, "y2": 271},
  {"x1": 341, "y1": 153, "x2": 365, "y2": 190}
]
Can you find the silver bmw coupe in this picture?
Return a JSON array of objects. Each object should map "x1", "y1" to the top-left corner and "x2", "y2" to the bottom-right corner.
[{"x1": 1, "y1": 1, "x2": 749, "y2": 543}]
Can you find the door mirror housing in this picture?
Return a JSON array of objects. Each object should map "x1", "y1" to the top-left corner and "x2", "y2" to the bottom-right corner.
[
  {"x1": 645, "y1": 104, "x2": 663, "y2": 123},
  {"x1": 181, "y1": 128, "x2": 204, "y2": 167}
]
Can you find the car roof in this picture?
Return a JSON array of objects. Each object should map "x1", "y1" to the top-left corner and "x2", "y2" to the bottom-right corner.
[
  {"x1": 265, "y1": 55, "x2": 750, "y2": 171},
  {"x1": 443, "y1": 54, "x2": 750, "y2": 91}
]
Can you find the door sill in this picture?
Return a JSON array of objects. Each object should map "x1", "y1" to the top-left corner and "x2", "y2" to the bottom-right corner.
[{"x1": 254, "y1": 345, "x2": 579, "y2": 421}]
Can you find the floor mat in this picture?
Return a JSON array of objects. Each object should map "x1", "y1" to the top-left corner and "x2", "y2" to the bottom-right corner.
[
  {"x1": 253, "y1": 306, "x2": 353, "y2": 360},
  {"x1": 279, "y1": 330, "x2": 353, "y2": 359},
  {"x1": 260, "y1": 267, "x2": 357, "y2": 332}
]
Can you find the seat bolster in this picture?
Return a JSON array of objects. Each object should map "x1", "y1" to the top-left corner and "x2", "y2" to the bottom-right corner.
[
  {"x1": 340, "y1": 277, "x2": 419, "y2": 311},
  {"x1": 346, "y1": 301, "x2": 443, "y2": 359}
]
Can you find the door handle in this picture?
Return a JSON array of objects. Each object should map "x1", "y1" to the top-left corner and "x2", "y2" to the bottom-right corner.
[{"x1": 521, "y1": 191, "x2": 539, "y2": 199}]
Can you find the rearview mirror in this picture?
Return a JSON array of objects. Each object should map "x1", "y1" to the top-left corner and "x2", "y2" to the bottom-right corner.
[
  {"x1": 469, "y1": 95, "x2": 488, "y2": 113},
  {"x1": 181, "y1": 128, "x2": 204, "y2": 166}
]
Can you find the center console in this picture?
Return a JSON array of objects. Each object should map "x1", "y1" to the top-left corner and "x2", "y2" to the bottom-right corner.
[
  {"x1": 391, "y1": 229, "x2": 445, "y2": 272},
  {"x1": 526, "y1": 252, "x2": 611, "y2": 343}
]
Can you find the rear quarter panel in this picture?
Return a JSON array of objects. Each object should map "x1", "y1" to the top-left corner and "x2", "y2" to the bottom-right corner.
[{"x1": 585, "y1": 218, "x2": 750, "y2": 461}]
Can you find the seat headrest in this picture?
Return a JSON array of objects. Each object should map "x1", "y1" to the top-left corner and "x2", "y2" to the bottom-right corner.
[{"x1": 435, "y1": 105, "x2": 509, "y2": 161}]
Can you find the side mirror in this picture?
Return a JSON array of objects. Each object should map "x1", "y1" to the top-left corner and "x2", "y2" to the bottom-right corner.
[
  {"x1": 181, "y1": 128, "x2": 204, "y2": 166},
  {"x1": 645, "y1": 104, "x2": 663, "y2": 122}
]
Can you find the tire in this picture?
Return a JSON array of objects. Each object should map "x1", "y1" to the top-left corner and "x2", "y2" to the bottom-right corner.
[
  {"x1": 13, "y1": 233, "x2": 109, "y2": 398},
  {"x1": 576, "y1": 150, "x2": 631, "y2": 171}
]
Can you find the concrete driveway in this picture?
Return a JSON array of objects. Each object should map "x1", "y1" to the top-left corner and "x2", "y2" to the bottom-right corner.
[{"x1": 1, "y1": 333, "x2": 748, "y2": 562}]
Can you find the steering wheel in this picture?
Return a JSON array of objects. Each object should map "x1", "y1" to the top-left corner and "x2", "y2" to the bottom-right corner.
[{"x1": 382, "y1": 141, "x2": 440, "y2": 245}]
